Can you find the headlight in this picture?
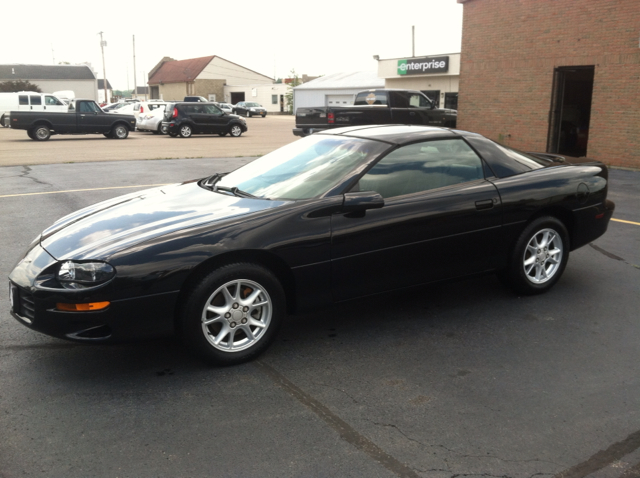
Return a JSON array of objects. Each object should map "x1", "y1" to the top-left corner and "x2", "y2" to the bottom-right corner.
[{"x1": 57, "y1": 261, "x2": 115, "y2": 289}]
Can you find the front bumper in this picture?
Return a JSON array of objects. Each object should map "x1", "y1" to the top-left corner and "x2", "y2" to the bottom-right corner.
[{"x1": 9, "y1": 244, "x2": 177, "y2": 342}]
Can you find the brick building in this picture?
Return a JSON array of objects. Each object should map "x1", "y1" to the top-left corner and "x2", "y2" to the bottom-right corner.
[{"x1": 457, "y1": 0, "x2": 639, "y2": 169}]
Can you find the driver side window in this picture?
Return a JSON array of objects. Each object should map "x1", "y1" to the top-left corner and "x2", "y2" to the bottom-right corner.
[{"x1": 357, "y1": 139, "x2": 485, "y2": 199}]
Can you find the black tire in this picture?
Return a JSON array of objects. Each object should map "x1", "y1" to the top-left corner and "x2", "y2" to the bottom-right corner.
[
  {"x1": 169, "y1": 132, "x2": 178, "y2": 137},
  {"x1": 229, "y1": 125, "x2": 243, "y2": 137},
  {"x1": 158, "y1": 123, "x2": 168, "y2": 135},
  {"x1": 112, "y1": 124, "x2": 129, "y2": 139},
  {"x1": 261, "y1": 114, "x2": 266, "y2": 118},
  {"x1": 179, "y1": 124, "x2": 193, "y2": 138},
  {"x1": 1, "y1": 114, "x2": 8, "y2": 128},
  {"x1": 246, "y1": 110, "x2": 251, "y2": 118},
  {"x1": 219, "y1": 132, "x2": 227, "y2": 137},
  {"x1": 502, "y1": 216, "x2": 570, "y2": 295},
  {"x1": 179, "y1": 263, "x2": 285, "y2": 366},
  {"x1": 103, "y1": 132, "x2": 112, "y2": 138},
  {"x1": 32, "y1": 125, "x2": 51, "y2": 141}
]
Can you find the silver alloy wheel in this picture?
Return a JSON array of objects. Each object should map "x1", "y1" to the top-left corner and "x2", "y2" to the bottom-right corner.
[
  {"x1": 180, "y1": 125, "x2": 192, "y2": 137},
  {"x1": 230, "y1": 125, "x2": 242, "y2": 137},
  {"x1": 246, "y1": 110, "x2": 250, "y2": 117},
  {"x1": 201, "y1": 278, "x2": 272, "y2": 352},
  {"x1": 114, "y1": 125, "x2": 128, "y2": 139},
  {"x1": 522, "y1": 228, "x2": 564, "y2": 284},
  {"x1": 35, "y1": 126, "x2": 50, "y2": 140}
]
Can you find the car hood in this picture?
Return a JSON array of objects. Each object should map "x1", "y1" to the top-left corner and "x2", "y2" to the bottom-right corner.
[{"x1": 40, "y1": 180, "x2": 289, "y2": 261}]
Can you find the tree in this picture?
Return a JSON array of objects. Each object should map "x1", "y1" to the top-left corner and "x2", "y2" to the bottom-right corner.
[
  {"x1": 0, "y1": 80, "x2": 42, "y2": 93},
  {"x1": 284, "y1": 69, "x2": 301, "y2": 115}
]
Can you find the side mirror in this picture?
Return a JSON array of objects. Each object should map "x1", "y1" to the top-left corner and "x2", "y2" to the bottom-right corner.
[{"x1": 342, "y1": 191, "x2": 384, "y2": 213}]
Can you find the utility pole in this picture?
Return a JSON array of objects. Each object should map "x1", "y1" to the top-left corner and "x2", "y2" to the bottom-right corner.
[
  {"x1": 98, "y1": 32, "x2": 108, "y2": 104},
  {"x1": 133, "y1": 35, "x2": 137, "y2": 99}
]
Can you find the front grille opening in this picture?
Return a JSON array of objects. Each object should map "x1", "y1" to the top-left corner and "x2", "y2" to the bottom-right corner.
[
  {"x1": 18, "y1": 289, "x2": 35, "y2": 320},
  {"x1": 67, "y1": 325, "x2": 112, "y2": 340}
]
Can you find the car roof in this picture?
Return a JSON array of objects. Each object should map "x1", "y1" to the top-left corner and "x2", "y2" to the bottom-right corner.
[{"x1": 317, "y1": 124, "x2": 468, "y2": 145}]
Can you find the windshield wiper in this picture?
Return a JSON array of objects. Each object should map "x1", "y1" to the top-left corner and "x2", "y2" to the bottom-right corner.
[
  {"x1": 202, "y1": 172, "x2": 228, "y2": 190},
  {"x1": 213, "y1": 185, "x2": 259, "y2": 199}
]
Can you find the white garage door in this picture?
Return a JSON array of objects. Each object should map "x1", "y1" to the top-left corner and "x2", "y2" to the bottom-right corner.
[{"x1": 326, "y1": 95, "x2": 353, "y2": 107}]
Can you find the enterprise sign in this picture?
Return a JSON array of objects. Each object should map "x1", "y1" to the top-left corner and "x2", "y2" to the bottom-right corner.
[{"x1": 397, "y1": 56, "x2": 449, "y2": 75}]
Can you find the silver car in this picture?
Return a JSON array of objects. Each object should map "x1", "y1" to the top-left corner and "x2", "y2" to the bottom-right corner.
[{"x1": 136, "y1": 104, "x2": 168, "y2": 134}]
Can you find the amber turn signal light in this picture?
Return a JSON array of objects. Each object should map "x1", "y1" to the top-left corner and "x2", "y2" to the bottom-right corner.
[{"x1": 56, "y1": 302, "x2": 110, "y2": 312}]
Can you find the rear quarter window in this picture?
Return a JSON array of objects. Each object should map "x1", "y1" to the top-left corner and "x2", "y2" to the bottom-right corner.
[{"x1": 464, "y1": 135, "x2": 546, "y2": 178}]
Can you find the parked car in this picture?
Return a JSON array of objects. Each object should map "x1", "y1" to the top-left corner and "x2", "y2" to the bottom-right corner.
[
  {"x1": 163, "y1": 102, "x2": 247, "y2": 138},
  {"x1": 136, "y1": 105, "x2": 168, "y2": 134},
  {"x1": 133, "y1": 100, "x2": 167, "y2": 120},
  {"x1": 216, "y1": 102, "x2": 233, "y2": 114},
  {"x1": 234, "y1": 101, "x2": 267, "y2": 117},
  {"x1": 8, "y1": 124, "x2": 615, "y2": 365},
  {"x1": 108, "y1": 102, "x2": 137, "y2": 117},
  {"x1": 184, "y1": 96, "x2": 209, "y2": 102}
]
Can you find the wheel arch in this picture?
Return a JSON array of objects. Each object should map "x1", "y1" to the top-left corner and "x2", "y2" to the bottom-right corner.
[
  {"x1": 527, "y1": 206, "x2": 575, "y2": 250},
  {"x1": 30, "y1": 120, "x2": 53, "y2": 130},
  {"x1": 173, "y1": 249, "x2": 298, "y2": 329},
  {"x1": 112, "y1": 120, "x2": 133, "y2": 131}
]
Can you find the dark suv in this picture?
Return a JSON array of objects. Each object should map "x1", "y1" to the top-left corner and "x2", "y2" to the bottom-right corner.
[{"x1": 163, "y1": 102, "x2": 247, "y2": 138}]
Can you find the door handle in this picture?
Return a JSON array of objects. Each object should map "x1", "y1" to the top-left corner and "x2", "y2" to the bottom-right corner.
[{"x1": 475, "y1": 199, "x2": 494, "y2": 210}]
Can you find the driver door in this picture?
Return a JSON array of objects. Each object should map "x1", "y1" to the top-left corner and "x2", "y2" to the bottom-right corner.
[{"x1": 330, "y1": 138, "x2": 503, "y2": 302}]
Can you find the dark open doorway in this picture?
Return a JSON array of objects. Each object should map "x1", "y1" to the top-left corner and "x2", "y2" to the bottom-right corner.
[
  {"x1": 547, "y1": 66, "x2": 594, "y2": 157},
  {"x1": 230, "y1": 92, "x2": 245, "y2": 104}
]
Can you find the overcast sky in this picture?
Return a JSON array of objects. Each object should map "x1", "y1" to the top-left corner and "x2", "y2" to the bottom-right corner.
[{"x1": 2, "y1": 0, "x2": 463, "y2": 90}]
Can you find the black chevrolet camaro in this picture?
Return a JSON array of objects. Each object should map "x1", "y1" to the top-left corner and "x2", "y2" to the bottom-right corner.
[{"x1": 9, "y1": 125, "x2": 615, "y2": 365}]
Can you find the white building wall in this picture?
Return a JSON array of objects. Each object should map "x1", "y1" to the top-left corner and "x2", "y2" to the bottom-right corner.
[
  {"x1": 294, "y1": 88, "x2": 372, "y2": 112},
  {"x1": 28, "y1": 80, "x2": 97, "y2": 100},
  {"x1": 223, "y1": 84, "x2": 289, "y2": 113},
  {"x1": 199, "y1": 57, "x2": 272, "y2": 85}
]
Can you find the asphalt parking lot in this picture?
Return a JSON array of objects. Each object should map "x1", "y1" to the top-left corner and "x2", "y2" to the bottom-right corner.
[{"x1": 1, "y1": 124, "x2": 639, "y2": 477}]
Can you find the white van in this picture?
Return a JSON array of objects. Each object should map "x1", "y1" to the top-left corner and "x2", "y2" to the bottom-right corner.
[{"x1": 0, "y1": 92, "x2": 68, "y2": 127}]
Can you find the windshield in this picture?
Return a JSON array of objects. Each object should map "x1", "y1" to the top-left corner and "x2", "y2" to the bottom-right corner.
[
  {"x1": 216, "y1": 136, "x2": 388, "y2": 200},
  {"x1": 245, "y1": 102, "x2": 261, "y2": 107}
]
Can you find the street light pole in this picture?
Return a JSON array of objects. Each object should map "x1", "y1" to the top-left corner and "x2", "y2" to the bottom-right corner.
[
  {"x1": 133, "y1": 35, "x2": 137, "y2": 99},
  {"x1": 98, "y1": 31, "x2": 108, "y2": 104}
]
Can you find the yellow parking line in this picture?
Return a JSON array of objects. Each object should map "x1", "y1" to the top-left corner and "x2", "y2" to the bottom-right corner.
[
  {"x1": 611, "y1": 218, "x2": 640, "y2": 226},
  {"x1": 0, "y1": 184, "x2": 171, "y2": 199}
]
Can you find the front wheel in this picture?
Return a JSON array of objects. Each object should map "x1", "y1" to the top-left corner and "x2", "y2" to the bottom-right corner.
[
  {"x1": 246, "y1": 110, "x2": 251, "y2": 118},
  {"x1": 503, "y1": 216, "x2": 570, "y2": 295},
  {"x1": 112, "y1": 125, "x2": 129, "y2": 139},
  {"x1": 179, "y1": 124, "x2": 192, "y2": 138},
  {"x1": 179, "y1": 263, "x2": 285, "y2": 365},
  {"x1": 32, "y1": 125, "x2": 51, "y2": 141},
  {"x1": 229, "y1": 125, "x2": 243, "y2": 137},
  {"x1": 0, "y1": 114, "x2": 8, "y2": 128}
]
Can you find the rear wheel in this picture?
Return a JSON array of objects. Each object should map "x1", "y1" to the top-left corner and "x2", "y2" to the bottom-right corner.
[
  {"x1": 112, "y1": 125, "x2": 129, "y2": 139},
  {"x1": 1, "y1": 114, "x2": 8, "y2": 128},
  {"x1": 33, "y1": 125, "x2": 51, "y2": 141},
  {"x1": 503, "y1": 216, "x2": 569, "y2": 295},
  {"x1": 229, "y1": 125, "x2": 243, "y2": 137},
  {"x1": 179, "y1": 124, "x2": 193, "y2": 138},
  {"x1": 103, "y1": 132, "x2": 112, "y2": 138},
  {"x1": 179, "y1": 263, "x2": 285, "y2": 365}
]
